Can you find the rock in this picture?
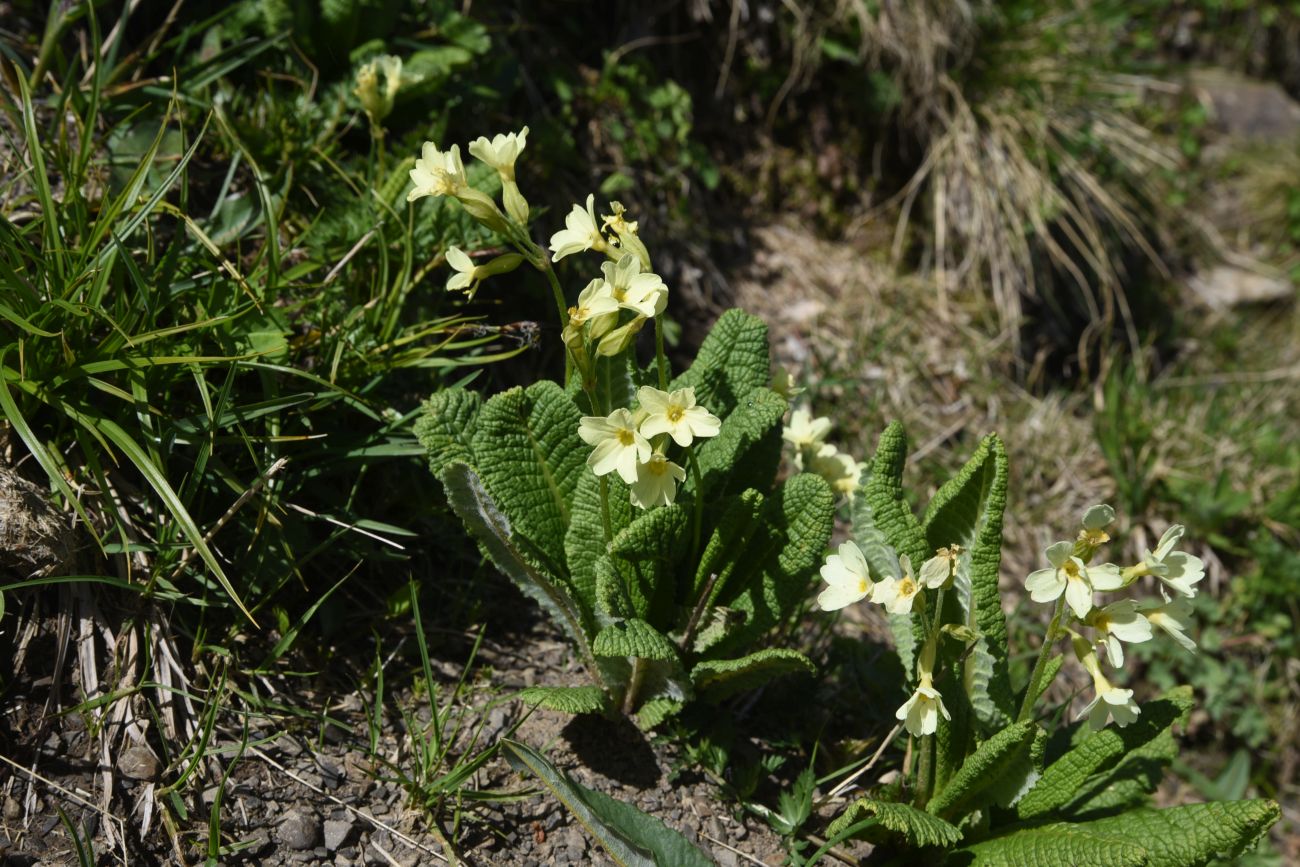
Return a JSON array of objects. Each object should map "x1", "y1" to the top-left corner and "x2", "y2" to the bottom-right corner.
[
  {"x1": 0, "y1": 466, "x2": 77, "y2": 580},
  {"x1": 716, "y1": 849, "x2": 740, "y2": 867},
  {"x1": 324, "y1": 818, "x2": 354, "y2": 851},
  {"x1": 243, "y1": 828, "x2": 273, "y2": 857},
  {"x1": 117, "y1": 746, "x2": 160, "y2": 782},
  {"x1": 1191, "y1": 70, "x2": 1300, "y2": 140},
  {"x1": 1188, "y1": 265, "x2": 1293, "y2": 310},
  {"x1": 277, "y1": 809, "x2": 322, "y2": 850},
  {"x1": 3, "y1": 797, "x2": 20, "y2": 820}
]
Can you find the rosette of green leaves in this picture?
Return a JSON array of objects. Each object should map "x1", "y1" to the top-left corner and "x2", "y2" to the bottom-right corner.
[
  {"x1": 815, "y1": 424, "x2": 1279, "y2": 865},
  {"x1": 416, "y1": 310, "x2": 832, "y2": 725}
]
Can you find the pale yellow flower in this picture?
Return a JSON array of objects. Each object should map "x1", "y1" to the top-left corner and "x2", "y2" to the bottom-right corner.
[
  {"x1": 636, "y1": 386, "x2": 721, "y2": 447},
  {"x1": 1086, "y1": 599, "x2": 1153, "y2": 667},
  {"x1": 630, "y1": 452, "x2": 686, "y2": 509},
  {"x1": 817, "y1": 541, "x2": 872, "y2": 611},
  {"x1": 872, "y1": 555, "x2": 922, "y2": 615},
  {"x1": 549, "y1": 194, "x2": 607, "y2": 261},
  {"x1": 408, "y1": 141, "x2": 466, "y2": 201},
  {"x1": 808, "y1": 444, "x2": 860, "y2": 495},
  {"x1": 600, "y1": 254, "x2": 667, "y2": 318},
  {"x1": 468, "y1": 127, "x2": 528, "y2": 180},
  {"x1": 1025, "y1": 541, "x2": 1123, "y2": 618},
  {"x1": 782, "y1": 408, "x2": 831, "y2": 450},
  {"x1": 578, "y1": 409, "x2": 651, "y2": 484},
  {"x1": 896, "y1": 673, "x2": 951, "y2": 737}
]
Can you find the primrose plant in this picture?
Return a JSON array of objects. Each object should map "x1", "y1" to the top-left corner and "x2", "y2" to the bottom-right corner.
[
  {"x1": 803, "y1": 423, "x2": 1279, "y2": 864},
  {"x1": 410, "y1": 129, "x2": 836, "y2": 726}
]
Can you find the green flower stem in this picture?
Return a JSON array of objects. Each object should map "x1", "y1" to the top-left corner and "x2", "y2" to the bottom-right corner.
[
  {"x1": 916, "y1": 733, "x2": 935, "y2": 809},
  {"x1": 541, "y1": 261, "x2": 573, "y2": 384},
  {"x1": 1017, "y1": 594, "x2": 1068, "y2": 723},
  {"x1": 622, "y1": 656, "x2": 647, "y2": 716},
  {"x1": 654, "y1": 313, "x2": 668, "y2": 389},
  {"x1": 686, "y1": 443, "x2": 704, "y2": 559},
  {"x1": 598, "y1": 475, "x2": 613, "y2": 545},
  {"x1": 930, "y1": 587, "x2": 947, "y2": 637}
]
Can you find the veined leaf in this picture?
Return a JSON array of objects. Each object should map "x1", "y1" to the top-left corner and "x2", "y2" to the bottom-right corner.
[
  {"x1": 502, "y1": 739, "x2": 715, "y2": 867},
  {"x1": 951, "y1": 823, "x2": 1146, "y2": 866},
  {"x1": 516, "y1": 686, "x2": 610, "y2": 715},
  {"x1": 692, "y1": 387, "x2": 786, "y2": 499},
  {"x1": 669, "y1": 308, "x2": 771, "y2": 419},
  {"x1": 415, "y1": 387, "x2": 481, "y2": 475},
  {"x1": 928, "y1": 721, "x2": 1038, "y2": 819},
  {"x1": 826, "y1": 798, "x2": 961, "y2": 848},
  {"x1": 693, "y1": 489, "x2": 765, "y2": 604},
  {"x1": 565, "y1": 471, "x2": 633, "y2": 629},
  {"x1": 593, "y1": 619, "x2": 679, "y2": 661},
  {"x1": 690, "y1": 649, "x2": 815, "y2": 703},
  {"x1": 439, "y1": 462, "x2": 595, "y2": 674},
  {"x1": 472, "y1": 381, "x2": 585, "y2": 571},
  {"x1": 1018, "y1": 692, "x2": 1194, "y2": 820},
  {"x1": 608, "y1": 503, "x2": 690, "y2": 625}
]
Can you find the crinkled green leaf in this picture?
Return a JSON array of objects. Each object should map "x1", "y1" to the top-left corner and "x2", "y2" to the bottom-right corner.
[
  {"x1": 690, "y1": 649, "x2": 815, "y2": 702},
  {"x1": 608, "y1": 503, "x2": 690, "y2": 625},
  {"x1": 670, "y1": 308, "x2": 771, "y2": 419},
  {"x1": 694, "y1": 489, "x2": 765, "y2": 604},
  {"x1": 923, "y1": 433, "x2": 1014, "y2": 728},
  {"x1": 929, "y1": 721, "x2": 1037, "y2": 820},
  {"x1": 516, "y1": 685, "x2": 611, "y2": 715},
  {"x1": 850, "y1": 465, "x2": 910, "y2": 669},
  {"x1": 593, "y1": 619, "x2": 679, "y2": 661},
  {"x1": 416, "y1": 387, "x2": 481, "y2": 477},
  {"x1": 472, "y1": 381, "x2": 585, "y2": 571},
  {"x1": 634, "y1": 697, "x2": 683, "y2": 729},
  {"x1": 714, "y1": 473, "x2": 834, "y2": 653},
  {"x1": 951, "y1": 823, "x2": 1147, "y2": 866},
  {"x1": 827, "y1": 798, "x2": 962, "y2": 848},
  {"x1": 692, "y1": 388, "x2": 786, "y2": 499},
  {"x1": 1062, "y1": 686, "x2": 1193, "y2": 820},
  {"x1": 596, "y1": 555, "x2": 635, "y2": 620},
  {"x1": 960, "y1": 800, "x2": 1279, "y2": 867},
  {"x1": 1018, "y1": 692, "x2": 1194, "y2": 820},
  {"x1": 565, "y1": 472, "x2": 633, "y2": 627},
  {"x1": 502, "y1": 739, "x2": 715, "y2": 867},
  {"x1": 438, "y1": 462, "x2": 594, "y2": 671},
  {"x1": 863, "y1": 423, "x2": 929, "y2": 673}
]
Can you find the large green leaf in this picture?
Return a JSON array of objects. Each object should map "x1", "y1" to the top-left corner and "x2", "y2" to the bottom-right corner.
[
  {"x1": 438, "y1": 462, "x2": 594, "y2": 674},
  {"x1": 690, "y1": 649, "x2": 815, "y2": 702},
  {"x1": 608, "y1": 503, "x2": 691, "y2": 625},
  {"x1": 714, "y1": 473, "x2": 834, "y2": 653},
  {"x1": 922, "y1": 433, "x2": 1014, "y2": 728},
  {"x1": 415, "y1": 387, "x2": 481, "y2": 475},
  {"x1": 669, "y1": 308, "x2": 771, "y2": 419},
  {"x1": 957, "y1": 801, "x2": 1279, "y2": 867},
  {"x1": 826, "y1": 798, "x2": 961, "y2": 848},
  {"x1": 928, "y1": 721, "x2": 1037, "y2": 820},
  {"x1": 1018, "y1": 692, "x2": 1194, "y2": 820},
  {"x1": 471, "y1": 381, "x2": 585, "y2": 571},
  {"x1": 592, "y1": 619, "x2": 679, "y2": 661},
  {"x1": 692, "y1": 489, "x2": 765, "y2": 604},
  {"x1": 691, "y1": 387, "x2": 786, "y2": 499},
  {"x1": 517, "y1": 686, "x2": 611, "y2": 715},
  {"x1": 502, "y1": 739, "x2": 715, "y2": 867},
  {"x1": 565, "y1": 471, "x2": 633, "y2": 628},
  {"x1": 861, "y1": 422, "x2": 928, "y2": 673}
]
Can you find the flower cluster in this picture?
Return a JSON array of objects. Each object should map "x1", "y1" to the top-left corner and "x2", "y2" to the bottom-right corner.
[
  {"x1": 782, "y1": 407, "x2": 862, "y2": 496},
  {"x1": 579, "y1": 386, "x2": 721, "y2": 509},
  {"x1": 816, "y1": 539, "x2": 963, "y2": 736},
  {"x1": 1023, "y1": 504, "x2": 1203, "y2": 729},
  {"x1": 353, "y1": 55, "x2": 403, "y2": 127}
]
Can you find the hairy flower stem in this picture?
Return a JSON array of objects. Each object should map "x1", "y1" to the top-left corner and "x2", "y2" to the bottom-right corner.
[
  {"x1": 598, "y1": 476, "x2": 613, "y2": 544},
  {"x1": 686, "y1": 444, "x2": 704, "y2": 559},
  {"x1": 917, "y1": 734, "x2": 935, "y2": 809},
  {"x1": 622, "y1": 657, "x2": 647, "y2": 716},
  {"x1": 1017, "y1": 594, "x2": 1068, "y2": 723},
  {"x1": 654, "y1": 313, "x2": 668, "y2": 389}
]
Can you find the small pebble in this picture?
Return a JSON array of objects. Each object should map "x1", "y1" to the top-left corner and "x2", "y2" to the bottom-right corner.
[
  {"x1": 118, "y1": 745, "x2": 160, "y2": 781},
  {"x1": 276, "y1": 809, "x2": 321, "y2": 850},
  {"x1": 324, "y1": 818, "x2": 353, "y2": 851}
]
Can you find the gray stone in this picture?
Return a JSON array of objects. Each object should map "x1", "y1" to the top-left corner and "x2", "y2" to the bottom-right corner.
[
  {"x1": 3, "y1": 797, "x2": 20, "y2": 820},
  {"x1": 1192, "y1": 70, "x2": 1300, "y2": 140},
  {"x1": 276, "y1": 809, "x2": 321, "y2": 850},
  {"x1": 118, "y1": 745, "x2": 160, "y2": 781},
  {"x1": 324, "y1": 818, "x2": 353, "y2": 851}
]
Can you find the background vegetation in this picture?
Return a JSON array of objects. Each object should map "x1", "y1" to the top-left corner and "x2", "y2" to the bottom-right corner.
[{"x1": 1, "y1": 0, "x2": 1296, "y2": 863}]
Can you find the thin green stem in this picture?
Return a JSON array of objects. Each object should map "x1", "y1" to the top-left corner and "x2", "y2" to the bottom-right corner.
[
  {"x1": 654, "y1": 313, "x2": 668, "y2": 389},
  {"x1": 541, "y1": 261, "x2": 573, "y2": 385},
  {"x1": 1017, "y1": 594, "x2": 1068, "y2": 723},
  {"x1": 622, "y1": 657, "x2": 646, "y2": 716},
  {"x1": 686, "y1": 444, "x2": 704, "y2": 559},
  {"x1": 916, "y1": 733, "x2": 934, "y2": 808},
  {"x1": 598, "y1": 475, "x2": 613, "y2": 545}
]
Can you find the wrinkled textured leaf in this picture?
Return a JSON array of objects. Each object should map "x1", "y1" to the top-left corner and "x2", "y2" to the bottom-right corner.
[
  {"x1": 516, "y1": 686, "x2": 611, "y2": 715},
  {"x1": 608, "y1": 504, "x2": 691, "y2": 625},
  {"x1": 692, "y1": 388, "x2": 786, "y2": 498},
  {"x1": 929, "y1": 721, "x2": 1038, "y2": 819},
  {"x1": 593, "y1": 619, "x2": 679, "y2": 661},
  {"x1": 693, "y1": 489, "x2": 765, "y2": 603},
  {"x1": 565, "y1": 471, "x2": 633, "y2": 628},
  {"x1": 472, "y1": 381, "x2": 585, "y2": 571},
  {"x1": 670, "y1": 308, "x2": 771, "y2": 419},
  {"x1": 502, "y1": 739, "x2": 715, "y2": 867},
  {"x1": 416, "y1": 387, "x2": 481, "y2": 476},
  {"x1": 690, "y1": 649, "x2": 815, "y2": 702},
  {"x1": 1018, "y1": 693, "x2": 1194, "y2": 820},
  {"x1": 827, "y1": 798, "x2": 962, "y2": 848}
]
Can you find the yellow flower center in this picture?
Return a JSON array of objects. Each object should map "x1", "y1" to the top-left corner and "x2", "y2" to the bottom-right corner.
[
  {"x1": 616, "y1": 429, "x2": 635, "y2": 446},
  {"x1": 857, "y1": 578, "x2": 869, "y2": 595},
  {"x1": 666, "y1": 405, "x2": 685, "y2": 423},
  {"x1": 1063, "y1": 560, "x2": 1081, "y2": 579},
  {"x1": 898, "y1": 577, "x2": 916, "y2": 597},
  {"x1": 647, "y1": 457, "x2": 667, "y2": 476}
]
